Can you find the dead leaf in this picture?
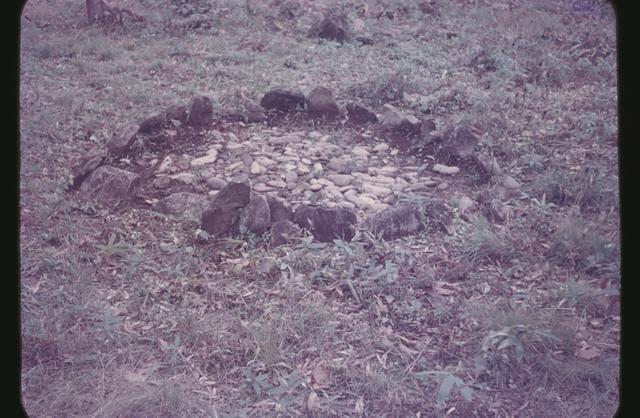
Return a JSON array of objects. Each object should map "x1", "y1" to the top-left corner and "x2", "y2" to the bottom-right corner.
[
  {"x1": 576, "y1": 343, "x2": 601, "y2": 360},
  {"x1": 355, "y1": 397, "x2": 365, "y2": 414},
  {"x1": 307, "y1": 392, "x2": 321, "y2": 410},
  {"x1": 124, "y1": 371, "x2": 147, "y2": 383},
  {"x1": 312, "y1": 364, "x2": 331, "y2": 388}
]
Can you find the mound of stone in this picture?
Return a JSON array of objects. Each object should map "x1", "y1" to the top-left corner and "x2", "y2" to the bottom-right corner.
[
  {"x1": 308, "y1": 16, "x2": 350, "y2": 43},
  {"x1": 106, "y1": 123, "x2": 139, "y2": 156},
  {"x1": 187, "y1": 95, "x2": 213, "y2": 126},
  {"x1": 155, "y1": 192, "x2": 211, "y2": 222},
  {"x1": 346, "y1": 103, "x2": 378, "y2": 124}
]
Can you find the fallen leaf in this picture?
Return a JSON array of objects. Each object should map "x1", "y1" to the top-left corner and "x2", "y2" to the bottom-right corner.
[
  {"x1": 576, "y1": 344, "x2": 601, "y2": 360},
  {"x1": 312, "y1": 364, "x2": 331, "y2": 388},
  {"x1": 307, "y1": 392, "x2": 321, "y2": 410}
]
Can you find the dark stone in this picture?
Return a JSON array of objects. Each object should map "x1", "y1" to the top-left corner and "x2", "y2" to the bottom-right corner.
[
  {"x1": 201, "y1": 182, "x2": 251, "y2": 237},
  {"x1": 106, "y1": 123, "x2": 139, "y2": 156},
  {"x1": 267, "y1": 196, "x2": 293, "y2": 222},
  {"x1": 293, "y1": 205, "x2": 357, "y2": 242},
  {"x1": 308, "y1": 16, "x2": 350, "y2": 43},
  {"x1": 346, "y1": 103, "x2": 378, "y2": 124},
  {"x1": 306, "y1": 86, "x2": 339, "y2": 119},
  {"x1": 260, "y1": 88, "x2": 306, "y2": 113},
  {"x1": 187, "y1": 95, "x2": 213, "y2": 126},
  {"x1": 450, "y1": 126, "x2": 480, "y2": 158},
  {"x1": 245, "y1": 102, "x2": 266, "y2": 123},
  {"x1": 270, "y1": 219, "x2": 302, "y2": 247},
  {"x1": 70, "y1": 147, "x2": 107, "y2": 189},
  {"x1": 166, "y1": 103, "x2": 188, "y2": 123},
  {"x1": 240, "y1": 193, "x2": 271, "y2": 235},
  {"x1": 139, "y1": 112, "x2": 167, "y2": 133},
  {"x1": 80, "y1": 165, "x2": 141, "y2": 206},
  {"x1": 155, "y1": 192, "x2": 210, "y2": 222}
]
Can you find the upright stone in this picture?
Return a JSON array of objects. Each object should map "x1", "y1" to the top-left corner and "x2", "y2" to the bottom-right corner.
[
  {"x1": 201, "y1": 182, "x2": 251, "y2": 237},
  {"x1": 240, "y1": 193, "x2": 271, "y2": 235},
  {"x1": 187, "y1": 95, "x2": 213, "y2": 126},
  {"x1": 260, "y1": 88, "x2": 306, "y2": 113},
  {"x1": 306, "y1": 86, "x2": 340, "y2": 120},
  {"x1": 106, "y1": 123, "x2": 139, "y2": 156}
]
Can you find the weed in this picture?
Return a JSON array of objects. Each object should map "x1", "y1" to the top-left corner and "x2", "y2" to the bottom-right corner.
[{"x1": 456, "y1": 216, "x2": 512, "y2": 264}]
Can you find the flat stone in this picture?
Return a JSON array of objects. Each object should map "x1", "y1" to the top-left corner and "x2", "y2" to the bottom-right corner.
[
  {"x1": 250, "y1": 161, "x2": 267, "y2": 175},
  {"x1": 310, "y1": 183, "x2": 323, "y2": 191},
  {"x1": 327, "y1": 158, "x2": 353, "y2": 174},
  {"x1": 373, "y1": 143, "x2": 390, "y2": 153},
  {"x1": 377, "y1": 166, "x2": 398, "y2": 176},
  {"x1": 285, "y1": 172, "x2": 298, "y2": 184},
  {"x1": 170, "y1": 172, "x2": 198, "y2": 184},
  {"x1": 269, "y1": 134, "x2": 300, "y2": 146},
  {"x1": 326, "y1": 174, "x2": 353, "y2": 187},
  {"x1": 362, "y1": 183, "x2": 393, "y2": 198},
  {"x1": 502, "y1": 175, "x2": 521, "y2": 190},
  {"x1": 458, "y1": 195, "x2": 475, "y2": 212},
  {"x1": 344, "y1": 189, "x2": 372, "y2": 209},
  {"x1": 432, "y1": 164, "x2": 460, "y2": 175},
  {"x1": 297, "y1": 164, "x2": 311, "y2": 175},
  {"x1": 255, "y1": 157, "x2": 276, "y2": 167},
  {"x1": 253, "y1": 183, "x2": 273, "y2": 193},
  {"x1": 157, "y1": 155, "x2": 177, "y2": 173},
  {"x1": 325, "y1": 186, "x2": 344, "y2": 200},
  {"x1": 369, "y1": 175, "x2": 396, "y2": 186},
  {"x1": 152, "y1": 175, "x2": 171, "y2": 189},
  {"x1": 190, "y1": 148, "x2": 218, "y2": 167},
  {"x1": 363, "y1": 202, "x2": 424, "y2": 240},
  {"x1": 267, "y1": 179, "x2": 287, "y2": 189},
  {"x1": 206, "y1": 177, "x2": 227, "y2": 190},
  {"x1": 351, "y1": 146, "x2": 370, "y2": 159}
]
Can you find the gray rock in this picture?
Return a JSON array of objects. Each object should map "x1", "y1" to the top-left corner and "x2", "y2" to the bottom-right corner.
[
  {"x1": 306, "y1": 86, "x2": 339, "y2": 120},
  {"x1": 71, "y1": 147, "x2": 107, "y2": 189},
  {"x1": 294, "y1": 204, "x2": 357, "y2": 242},
  {"x1": 474, "y1": 152, "x2": 502, "y2": 176},
  {"x1": 268, "y1": 196, "x2": 293, "y2": 222},
  {"x1": 327, "y1": 158, "x2": 354, "y2": 174},
  {"x1": 270, "y1": 220, "x2": 303, "y2": 247},
  {"x1": 450, "y1": 126, "x2": 480, "y2": 158},
  {"x1": 155, "y1": 192, "x2": 210, "y2": 222},
  {"x1": 240, "y1": 193, "x2": 271, "y2": 235},
  {"x1": 326, "y1": 174, "x2": 353, "y2": 187},
  {"x1": 152, "y1": 176, "x2": 172, "y2": 189},
  {"x1": 138, "y1": 112, "x2": 167, "y2": 133},
  {"x1": 80, "y1": 165, "x2": 140, "y2": 206},
  {"x1": 346, "y1": 103, "x2": 378, "y2": 124},
  {"x1": 364, "y1": 199, "x2": 452, "y2": 240},
  {"x1": 165, "y1": 103, "x2": 188, "y2": 123},
  {"x1": 187, "y1": 95, "x2": 213, "y2": 126},
  {"x1": 206, "y1": 177, "x2": 228, "y2": 190},
  {"x1": 308, "y1": 16, "x2": 350, "y2": 43},
  {"x1": 260, "y1": 88, "x2": 306, "y2": 113},
  {"x1": 201, "y1": 182, "x2": 251, "y2": 237},
  {"x1": 106, "y1": 123, "x2": 139, "y2": 156}
]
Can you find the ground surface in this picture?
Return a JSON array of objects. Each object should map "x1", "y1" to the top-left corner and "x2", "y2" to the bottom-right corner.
[{"x1": 20, "y1": 1, "x2": 619, "y2": 416}]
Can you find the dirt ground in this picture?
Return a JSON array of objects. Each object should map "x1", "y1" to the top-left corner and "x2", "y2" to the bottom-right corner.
[{"x1": 19, "y1": 1, "x2": 619, "y2": 416}]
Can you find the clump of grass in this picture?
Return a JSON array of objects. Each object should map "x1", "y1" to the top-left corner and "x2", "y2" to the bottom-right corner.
[
  {"x1": 346, "y1": 70, "x2": 417, "y2": 106},
  {"x1": 548, "y1": 215, "x2": 619, "y2": 275},
  {"x1": 457, "y1": 216, "x2": 512, "y2": 265},
  {"x1": 533, "y1": 166, "x2": 618, "y2": 212}
]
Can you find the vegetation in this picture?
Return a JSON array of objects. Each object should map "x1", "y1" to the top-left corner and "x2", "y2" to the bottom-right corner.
[{"x1": 21, "y1": 0, "x2": 618, "y2": 416}]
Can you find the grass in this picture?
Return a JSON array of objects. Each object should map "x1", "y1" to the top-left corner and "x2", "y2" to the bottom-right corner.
[{"x1": 20, "y1": 0, "x2": 619, "y2": 416}]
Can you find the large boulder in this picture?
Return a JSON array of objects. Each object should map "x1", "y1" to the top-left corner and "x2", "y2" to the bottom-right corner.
[
  {"x1": 70, "y1": 146, "x2": 107, "y2": 189},
  {"x1": 346, "y1": 103, "x2": 378, "y2": 124},
  {"x1": 106, "y1": 123, "x2": 139, "y2": 156},
  {"x1": 306, "y1": 86, "x2": 340, "y2": 120},
  {"x1": 154, "y1": 192, "x2": 211, "y2": 222},
  {"x1": 138, "y1": 111, "x2": 167, "y2": 133},
  {"x1": 270, "y1": 219, "x2": 303, "y2": 247},
  {"x1": 364, "y1": 200, "x2": 452, "y2": 239},
  {"x1": 201, "y1": 182, "x2": 251, "y2": 237},
  {"x1": 260, "y1": 88, "x2": 306, "y2": 113},
  {"x1": 267, "y1": 196, "x2": 293, "y2": 222},
  {"x1": 80, "y1": 165, "x2": 140, "y2": 206},
  {"x1": 308, "y1": 16, "x2": 350, "y2": 43},
  {"x1": 187, "y1": 95, "x2": 213, "y2": 126},
  {"x1": 240, "y1": 193, "x2": 271, "y2": 235},
  {"x1": 293, "y1": 204, "x2": 357, "y2": 242}
]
